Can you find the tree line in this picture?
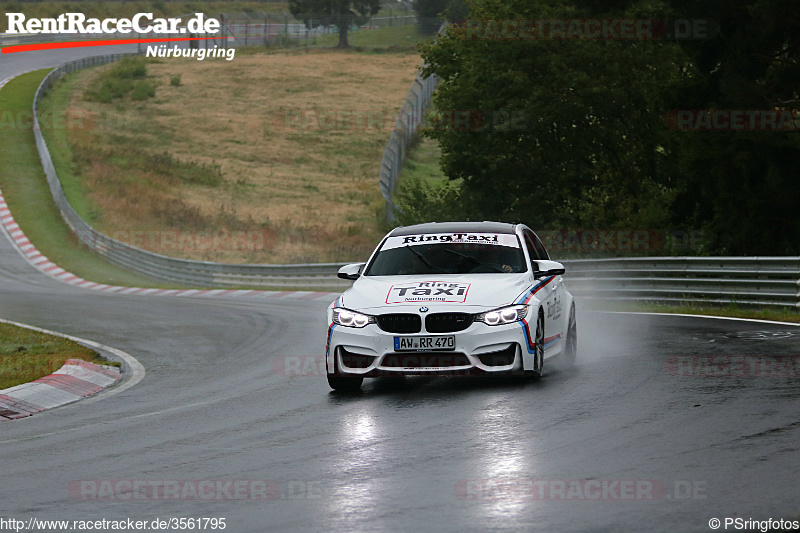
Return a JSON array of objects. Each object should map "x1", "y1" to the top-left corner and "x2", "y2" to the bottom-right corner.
[{"x1": 397, "y1": 0, "x2": 800, "y2": 256}]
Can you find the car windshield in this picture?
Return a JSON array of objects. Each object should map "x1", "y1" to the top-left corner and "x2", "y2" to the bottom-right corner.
[{"x1": 365, "y1": 234, "x2": 527, "y2": 276}]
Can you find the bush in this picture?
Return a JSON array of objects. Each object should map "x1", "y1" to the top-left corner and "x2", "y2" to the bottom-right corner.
[
  {"x1": 130, "y1": 81, "x2": 156, "y2": 101},
  {"x1": 85, "y1": 78, "x2": 129, "y2": 103},
  {"x1": 393, "y1": 176, "x2": 463, "y2": 225},
  {"x1": 111, "y1": 56, "x2": 148, "y2": 79},
  {"x1": 85, "y1": 57, "x2": 155, "y2": 103},
  {"x1": 169, "y1": 74, "x2": 182, "y2": 87}
]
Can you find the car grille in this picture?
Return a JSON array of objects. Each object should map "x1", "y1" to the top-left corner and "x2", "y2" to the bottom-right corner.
[
  {"x1": 376, "y1": 313, "x2": 421, "y2": 333},
  {"x1": 476, "y1": 344, "x2": 517, "y2": 367},
  {"x1": 425, "y1": 313, "x2": 473, "y2": 333},
  {"x1": 381, "y1": 352, "x2": 471, "y2": 368}
]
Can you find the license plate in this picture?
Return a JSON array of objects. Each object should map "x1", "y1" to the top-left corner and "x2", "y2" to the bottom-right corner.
[{"x1": 394, "y1": 335, "x2": 455, "y2": 351}]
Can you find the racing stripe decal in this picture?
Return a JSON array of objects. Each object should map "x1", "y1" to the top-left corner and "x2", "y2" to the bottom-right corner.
[
  {"x1": 326, "y1": 298, "x2": 342, "y2": 367},
  {"x1": 325, "y1": 323, "x2": 336, "y2": 357},
  {"x1": 520, "y1": 319, "x2": 536, "y2": 354},
  {"x1": 520, "y1": 324, "x2": 562, "y2": 355},
  {"x1": 544, "y1": 334, "x2": 562, "y2": 348},
  {"x1": 515, "y1": 276, "x2": 556, "y2": 305},
  {"x1": 515, "y1": 277, "x2": 558, "y2": 355}
]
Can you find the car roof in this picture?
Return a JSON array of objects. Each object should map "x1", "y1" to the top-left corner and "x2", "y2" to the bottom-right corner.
[{"x1": 389, "y1": 221, "x2": 519, "y2": 236}]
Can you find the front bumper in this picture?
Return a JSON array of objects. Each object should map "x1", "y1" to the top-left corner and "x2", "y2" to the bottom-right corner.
[{"x1": 326, "y1": 320, "x2": 535, "y2": 377}]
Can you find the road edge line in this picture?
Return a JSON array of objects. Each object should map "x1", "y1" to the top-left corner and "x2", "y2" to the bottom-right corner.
[{"x1": 592, "y1": 310, "x2": 800, "y2": 327}]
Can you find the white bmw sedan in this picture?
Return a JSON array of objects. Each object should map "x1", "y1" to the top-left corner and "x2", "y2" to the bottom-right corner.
[{"x1": 326, "y1": 221, "x2": 576, "y2": 390}]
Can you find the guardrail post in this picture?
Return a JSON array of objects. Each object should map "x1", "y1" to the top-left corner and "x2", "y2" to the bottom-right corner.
[{"x1": 796, "y1": 278, "x2": 800, "y2": 308}]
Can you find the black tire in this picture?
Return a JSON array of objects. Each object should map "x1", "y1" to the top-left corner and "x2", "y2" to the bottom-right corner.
[
  {"x1": 531, "y1": 310, "x2": 545, "y2": 377},
  {"x1": 327, "y1": 348, "x2": 364, "y2": 391},
  {"x1": 562, "y1": 305, "x2": 578, "y2": 368}
]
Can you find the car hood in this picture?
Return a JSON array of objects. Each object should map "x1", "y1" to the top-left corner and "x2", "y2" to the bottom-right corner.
[{"x1": 337, "y1": 274, "x2": 533, "y2": 312}]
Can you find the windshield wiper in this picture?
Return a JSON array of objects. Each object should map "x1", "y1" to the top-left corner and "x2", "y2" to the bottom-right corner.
[
  {"x1": 403, "y1": 246, "x2": 449, "y2": 274},
  {"x1": 442, "y1": 248, "x2": 505, "y2": 272}
]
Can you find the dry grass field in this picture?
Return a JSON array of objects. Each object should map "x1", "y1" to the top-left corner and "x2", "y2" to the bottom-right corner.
[{"x1": 47, "y1": 49, "x2": 421, "y2": 263}]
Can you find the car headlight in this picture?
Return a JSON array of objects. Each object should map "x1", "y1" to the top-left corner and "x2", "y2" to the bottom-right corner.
[
  {"x1": 475, "y1": 305, "x2": 528, "y2": 326},
  {"x1": 332, "y1": 308, "x2": 375, "y2": 328}
]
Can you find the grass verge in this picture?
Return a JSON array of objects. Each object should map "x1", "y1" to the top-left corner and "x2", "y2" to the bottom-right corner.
[
  {"x1": 0, "y1": 321, "x2": 119, "y2": 390},
  {"x1": 0, "y1": 71, "x2": 180, "y2": 288},
  {"x1": 397, "y1": 136, "x2": 447, "y2": 185}
]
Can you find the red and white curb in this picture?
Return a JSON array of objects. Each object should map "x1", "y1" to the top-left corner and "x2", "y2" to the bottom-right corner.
[
  {"x1": 0, "y1": 188, "x2": 338, "y2": 302},
  {"x1": 0, "y1": 318, "x2": 145, "y2": 421},
  {"x1": 0, "y1": 359, "x2": 120, "y2": 420}
]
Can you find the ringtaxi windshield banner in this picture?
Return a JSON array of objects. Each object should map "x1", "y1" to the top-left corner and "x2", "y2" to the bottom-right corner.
[{"x1": 380, "y1": 233, "x2": 520, "y2": 251}]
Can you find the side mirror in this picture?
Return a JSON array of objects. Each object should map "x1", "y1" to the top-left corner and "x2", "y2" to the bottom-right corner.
[
  {"x1": 533, "y1": 260, "x2": 565, "y2": 279},
  {"x1": 337, "y1": 262, "x2": 365, "y2": 280}
]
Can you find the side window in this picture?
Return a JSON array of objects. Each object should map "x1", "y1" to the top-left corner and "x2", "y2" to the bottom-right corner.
[
  {"x1": 523, "y1": 231, "x2": 540, "y2": 266},
  {"x1": 523, "y1": 230, "x2": 550, "y2": 263},
  {"x1": 532, "y1": 232, "x2": 550, "y2": 260}
]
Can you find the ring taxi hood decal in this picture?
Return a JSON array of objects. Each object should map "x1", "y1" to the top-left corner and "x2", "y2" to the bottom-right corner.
[
  {"x1": 386, "y1": 281, "x2": 471, "y2": 304},
  {"x1": 380, "y1": 233, "x2": 520, "y2": 251}
]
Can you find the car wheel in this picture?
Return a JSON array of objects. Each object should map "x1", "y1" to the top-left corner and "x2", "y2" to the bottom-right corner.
[
  {"x1": 562, "y1": 305, "x2": 577, "y2": 367},
  {"x1": 531, "y1": 310, "x2": 545, "y2": 377},
  {"x1": 327, "y1": 348, "x2": 364, "y2": 391}
]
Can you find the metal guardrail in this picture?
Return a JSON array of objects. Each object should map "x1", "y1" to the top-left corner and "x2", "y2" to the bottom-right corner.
[
  {"x1": 377, "y1": 22, "x2": 445, "y2": 222},
  {"x1": 561, "y1": 257, "x2": 800, "y2": 309},
  {"x1": 378, "y1": 69, "x2": 437, "y2": 221},
  {"x1": 217, "y1": 13, "x2": 416, "y2": 48},
  {"x1": 1, "y1": 14, "x2": 413, "y2": 49},
  {"x1": 29, "y1": 57, "x2": 800, "y2": 305},
  {"x1": 219, "y1": 16, "x2": 332, "y2": 47}
]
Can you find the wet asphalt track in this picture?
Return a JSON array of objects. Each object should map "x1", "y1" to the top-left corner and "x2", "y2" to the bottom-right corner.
[{"x1": 2, "y1": 48, "x2": 800, "y2": 533}]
